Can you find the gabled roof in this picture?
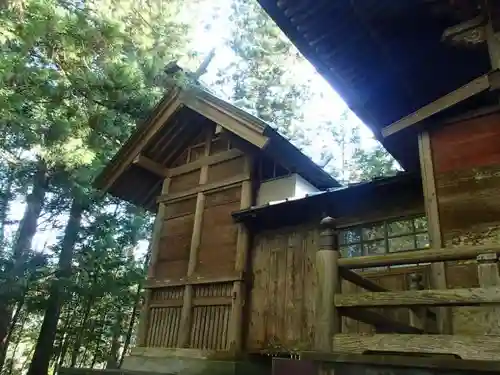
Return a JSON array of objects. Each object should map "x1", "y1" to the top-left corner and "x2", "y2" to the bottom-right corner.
[
  {"x1": 257, "y1": 0, "x2": 491, "y2": 171},
  {"x1": 94, "y1": 85, "x2": 340, "y2": 211}
]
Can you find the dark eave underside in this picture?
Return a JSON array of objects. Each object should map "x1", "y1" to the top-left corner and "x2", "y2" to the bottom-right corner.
[
  {"x1": 258, "y1": 0, "x2": 491, "y2": 170},
  {"x1": 106, "y1": 107, "x2": 207, "y2": 211}
]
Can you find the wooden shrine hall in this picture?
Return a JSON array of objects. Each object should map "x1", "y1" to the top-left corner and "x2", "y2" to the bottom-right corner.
[{"x1": 65, "y1": 1, "x2": 500, "y2": 375}]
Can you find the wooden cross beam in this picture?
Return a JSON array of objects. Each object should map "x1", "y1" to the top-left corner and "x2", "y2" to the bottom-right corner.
[{"x1": 382, "y1": 70, "x2": 500, "y2": 137}]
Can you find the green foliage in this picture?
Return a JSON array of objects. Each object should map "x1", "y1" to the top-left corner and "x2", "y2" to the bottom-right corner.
[{"x1": 0, "y1": 0, "x2": 189, "y2": 373}]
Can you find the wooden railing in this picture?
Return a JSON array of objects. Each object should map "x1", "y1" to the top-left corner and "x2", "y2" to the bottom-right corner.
[{"x1": 313, "y1": 216, "x2": 500, "y2": 362}]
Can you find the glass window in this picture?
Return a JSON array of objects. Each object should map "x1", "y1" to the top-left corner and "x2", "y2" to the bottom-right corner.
[{"x1": 339, "y1": 215, "x2": 429, "y2": 259}]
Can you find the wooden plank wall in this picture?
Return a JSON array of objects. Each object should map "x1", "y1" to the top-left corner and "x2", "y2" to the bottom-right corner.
[
  {"x1": 247, "y1": 223, "x2": 482, "y2": 352},
  {"x1": 140, "y1": 127, "x2": 252, "y2": 353},
  {"x1": 430, "y1": 112, "x2": 500, "y2": 335}
]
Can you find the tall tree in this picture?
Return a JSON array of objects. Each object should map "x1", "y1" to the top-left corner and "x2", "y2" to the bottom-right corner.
[{"x1": 215, "y1": 0, "x2": 311, "y2": 147}]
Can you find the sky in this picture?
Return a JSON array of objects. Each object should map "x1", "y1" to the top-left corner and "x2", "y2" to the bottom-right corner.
[{"x1": 178, "y1": 0, "x2": 380, "y2": 162}]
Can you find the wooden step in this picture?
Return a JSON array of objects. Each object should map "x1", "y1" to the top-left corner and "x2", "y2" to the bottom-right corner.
[
  {"x1": 335, "y1": 286, "x2": 500, "y2": 308},
  {"x1": 332, "y1": 334, "x2": 500, "y2": 361},
  {"x1": 299, "y1": 351, "x2": 500, "y2": 373},
  {"x1": 59, "y1": 368, "x2": 174, "y2": 375}
]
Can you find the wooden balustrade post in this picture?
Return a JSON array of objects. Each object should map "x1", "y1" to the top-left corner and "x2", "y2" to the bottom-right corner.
[
  {"x1": 476, "y1": 252, "x2": 500, "y2": 334},
  {"x1": 314, "y1": 216, "x2": 340, "y2": 352},
  {"x1": 477, "y1": 252, "x2": 500, "y2": 287},
  {"x1": 408, "y1": 273, "x2": 427, "y2": 331}
]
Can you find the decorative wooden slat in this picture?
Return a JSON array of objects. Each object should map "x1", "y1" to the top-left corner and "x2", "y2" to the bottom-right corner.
[
  {"x1": 333, "y1": 333, "x2": 500, "y2": 360},
  {"x1": 335, "y1": 287, "x2": 500, "y2": 308}
]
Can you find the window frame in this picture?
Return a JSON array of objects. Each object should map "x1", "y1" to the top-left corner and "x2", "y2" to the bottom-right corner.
[{"x1": 339, "y1": 214, "x2": 429, "y2": 259}]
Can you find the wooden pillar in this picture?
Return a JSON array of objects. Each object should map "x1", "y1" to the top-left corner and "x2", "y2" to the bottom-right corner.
[
  {"x1": 408, "y1": 273, "x2": 427, "y2": 331},
  {"x1": 418, "y1": 131, "x2": 453, "y2": 334},
  {"x1": 136, "y1": 177, "x2": 171, "y2": 347},
  {"x1": 314, "y1": 216, "x2": 340, "y2": 352},
  {"x1": 177, "y1": 129, "x2": 212, "y2": 347},
  {"x1": 227, "y1": 156, "x2": 253, "y2": 355}
]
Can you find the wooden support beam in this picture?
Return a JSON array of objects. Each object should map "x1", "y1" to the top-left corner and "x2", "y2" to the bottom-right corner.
[
  {"x1": 177, "y1": 128, "x2": 212, "y2": 348},
  {"x1": 144, "y1": 273, "x2": 242, "y2": 289},
  {"x1": 157, "y1": 173, "x2": 250, "y2": 203},
  {"x1": 382, "y1": 74, "x2": 492, "y2": 137},
  {"x1": 314, "y1": 217, "x2": 340, "y2": 352},
  {"x1": 335, "y1": 286, "x2": 500, "y2": 308},
  {"x1": 182, "y1": 95, "x2": 269, "y2": 149},
  {"x1": 228, "y1": 156, "x2": 253, "y2": 355},
  {"x1": 166, "y1": 149, "x2": 243, "y2": 177},
  {"x1": 133, "y1": 155, "x2": 167, "y2": 177},
  {"x1": 332, "y1": 333, "x2": 500, "y2": 360},
  {"x1": 299, "y1": 352, "x2": 500, "y2": 372},
  {"x1": 339, "y1": 268, "x2": 386, "y2": 292},
  {"x1": 418, "y1": 130, "x2": 452, "y2": 334},
  {"x1": 135, "y1": 178, "x2": 171, "y2": 346},
  {"x1": 337, "y1": 244, "x2": 500, "y2": 269},
  {"x1": 340, "y1": 308, "x2": 423, "y2": 334}
]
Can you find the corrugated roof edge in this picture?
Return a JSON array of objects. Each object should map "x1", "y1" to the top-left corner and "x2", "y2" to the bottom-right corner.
[{"x1": 232, "y1": 171, "x2": 420, "y2": 222}]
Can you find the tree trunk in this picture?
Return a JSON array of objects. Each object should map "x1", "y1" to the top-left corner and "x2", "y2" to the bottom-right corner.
[
  {"x1": 0, "y1": 167, "x2": 14, "y2": 251},
  {"x1": 0, "y1": 160, "x2": 48, "y2": 370},
  {"x1": 106, "y1": 313, "x2": 123, "y2": 369},
  {"x1": 6, "y1": 310, "x2": 27, "y2": 375},
  {"x1": 70, "y1": 295, "x2": 94, "y2": 368},
  {"x1": 119, "y1": 253, "x2": 149, "y2": 368},
  {"x1": 27, "y1": 199, "x2": 84, "y2": 375},
  {"x1": 118, "y1": 287, "x2": 141, "y2": 368}
]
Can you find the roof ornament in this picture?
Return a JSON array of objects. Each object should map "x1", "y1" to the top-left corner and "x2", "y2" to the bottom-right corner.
[{"x1": 156, "y1": 48, "x2": 217, "y2": 90}]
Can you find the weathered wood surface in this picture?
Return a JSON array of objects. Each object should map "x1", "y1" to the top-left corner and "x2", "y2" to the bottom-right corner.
[
  {"x1": 429, "y1": 112, "x2": 500, "y2": 336},
  {"x1": 299, "y1": 352, "x2": 500, "y2": 372},
  {"x1": 335, "y1": 287, "x2": 500, "y2": 308},
  {"x1": 432, "y1": 113, "x2": 500, "y2": 246},
  {"x1": 333, "y1": 334, "x2": 500, "y2": 360},
  {"x1": 247, "y1": 227, "x2": 316, "y2": 351}
]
